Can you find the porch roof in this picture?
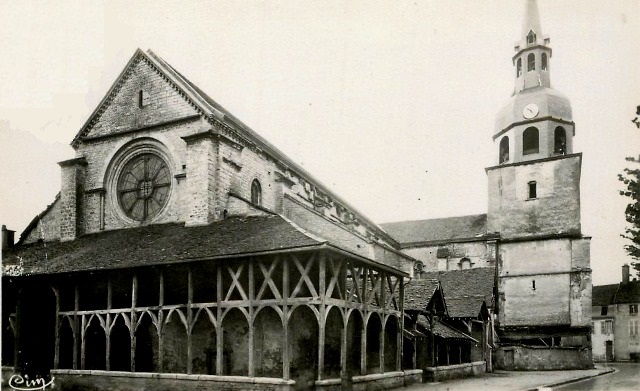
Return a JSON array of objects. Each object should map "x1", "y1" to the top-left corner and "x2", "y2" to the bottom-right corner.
[
  {"x1": 2, "y1": 214, "x2": 406, "y2": 277},
  {"x1": 417, "y1": 315, "x2": 478, "y2": 342}
]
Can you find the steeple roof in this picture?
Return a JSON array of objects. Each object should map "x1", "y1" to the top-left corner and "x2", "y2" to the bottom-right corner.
[{"x1": 521, "y1": 0, "x2": 542, "y2": 41}]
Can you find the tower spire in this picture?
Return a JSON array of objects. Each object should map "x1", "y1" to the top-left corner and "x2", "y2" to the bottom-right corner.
[{"x1": 521, "y1": 0, "x2": 542, "y2": 43}]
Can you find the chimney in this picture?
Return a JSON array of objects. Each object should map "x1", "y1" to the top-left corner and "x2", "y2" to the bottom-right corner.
[
  {"x1": 1, "y1": 225, "x2": 15, "y2": 250},
  {"x1": 58, "y1": 157, "x2": 87, "y2": 241},
  {"x1": 622, "y1": 264, "x2": 630, "y2": 285}
]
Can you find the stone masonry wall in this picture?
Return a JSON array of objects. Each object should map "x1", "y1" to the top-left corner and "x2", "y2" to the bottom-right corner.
[
  {"x1": 487, "y1": 154, "x2": 582, "y2": 239},
  {"x1": 21, "y1": 197, "x2": 61, "y2": 244},
  {"x1": 86, "y1": 57, "x2": 199, "y2": 139}
]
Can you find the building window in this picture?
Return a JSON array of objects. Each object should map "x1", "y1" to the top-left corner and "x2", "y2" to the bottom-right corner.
[
  {"x1": 117, "y1": 153, "x2": 171, "y2": 221},
  {"x1": 554, "y1": 127, "x2": 567, "y2": 155},
  {"x1": 460, "y1": 258, "x2": 472, "y2": 270},
  {"x1": 527, "y1": 53, "x2": 536, "y2": 72},
  {"x1": 251, "y1": 179, "x2": 262, "y2": 206},
  {"x1": 630, "y1": 320, "x2": 638, "y2": 337},
  {"x1": 630, "y1": 304, "x2": 638, "y2": 315},
  {"x1": 601, "y1": 320, "x2": 613, "y2": 335},
  {"x1": 532, "y1": 280, "x2": 536, "y2": 290},
  {"x1": 541, "y1": 53, "x2": 548, "y2": 70},
  {"x1": 601, "y1": 306, "x2": 608, "y2": 316},
  {"x1": 516, "y1": 58, "x2": 522, "y2": 77},
  {"x1": 523, "y1": 127, "x2": 539, "y2": 155},
  {"x1": 499, "y1": 136, "x2": 510, "y2": 164},
  {"x1": 592, "y1": 322, "x2": 596, "y2": 334},
  {"x1": 528, "y1": 181, "x2": 537, "y2": 199},
  {"x1": 527, "y1": 30, "x2": 536, "y2": 44},
  {"x1": 138, "y1": 90, "x2": 149, "y2": 108}
]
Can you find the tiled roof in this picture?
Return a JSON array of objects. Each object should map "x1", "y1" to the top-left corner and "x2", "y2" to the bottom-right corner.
[
  {"x1": 2, "y1": 215, "x2": 323, "y2": 276},
  {"x1": 380, "y1": 214, "x2": 488, "y2": 245},
  {"x1": 417, "y1": 315, "x2": 478, "y2": 342},
  {"x1": 424, "y1": 267, "x2": 495, "y2": 318},
  {"x1": 404, "y1": 278, "x2": 440, "y2": 311},
  {"x1": 592, "y1": 281, "x2": 640, "y2": 306},
  {"x1": 592, "y1": 284, "x2": 618, "y2": 307},
  {"x1": 615, "y1": 281, "x2": 640, "y2": 304}
]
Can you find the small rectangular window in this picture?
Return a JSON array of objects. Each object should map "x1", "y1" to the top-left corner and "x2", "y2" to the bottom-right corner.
[
  {"x1": 601, "y1": 306, "x2": 608, "y2": 316},
  {"x1": 528, "y1": 181, "x2": 537, "y2": 199},
  {"x1": 630, "y1": 320, "x2": 638, "y2": 336},
  {"x1": 630, "y1": 304, "x2": 638, "y2": 315}
]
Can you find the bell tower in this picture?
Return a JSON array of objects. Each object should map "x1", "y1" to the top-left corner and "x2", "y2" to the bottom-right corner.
[
  {"x1": 488, "y1": 1, "x2": 592, "y2": 369},
  {"x1": 488, "y1": 0, "x2": 581, "y2": 239}
]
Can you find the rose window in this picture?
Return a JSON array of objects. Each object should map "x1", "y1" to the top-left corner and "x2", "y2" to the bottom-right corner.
[{"x1": 117, "y1": 153, "x2": 171, "y2": 221}]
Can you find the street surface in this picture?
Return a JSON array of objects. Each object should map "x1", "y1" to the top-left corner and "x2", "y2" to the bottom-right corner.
[
  {"x1": 554, "y1": 362, "x2": 640, "y2": 391},
  {"x1": 404, "y1": 365, "x2": 613, "y2": 391}
]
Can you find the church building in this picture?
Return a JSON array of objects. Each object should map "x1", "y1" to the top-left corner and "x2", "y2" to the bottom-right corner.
[{"x1": 2, "y1": 1, "x2": 593, "y2": 389}]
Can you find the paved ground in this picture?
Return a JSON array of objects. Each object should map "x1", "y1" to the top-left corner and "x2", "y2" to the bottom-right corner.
[
  {"x1": 404, "y1": 365, "x2": 614, "y2": 391},
  {"x1": 554, "y1": 362, "x2": 639, "y2": 390}
]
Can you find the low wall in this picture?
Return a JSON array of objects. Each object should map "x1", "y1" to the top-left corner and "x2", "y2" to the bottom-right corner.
[
  {"x1": 314, "y1": 370, "x2": 423, "y2": 390},
  {"x1": 495, "y1": 346, "x2": 593, "y2": 370},
  {"x1": 423, "y1": 361, "x2": 486, "y2": 382},
  {"x1": 50, "y1": 370, "x2": 295, "y2": 391}
]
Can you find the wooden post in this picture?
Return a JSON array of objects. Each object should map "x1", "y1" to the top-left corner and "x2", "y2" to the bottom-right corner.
[
  {"x1": 73, "y1": 285, "x2": 79, "y2": 370},
  {"x1": 14, "y1": 290, "x2": 21, "y2": 371},
  {"x1": 52, "y1": 286, "x2": 60, "y2": 369},
  {"x1": 317, "y1": 253, "x2": 326, "y2": 380},
  {"x1": 131, "y1": 273, "x2": 138, "y2": 372},
  {"x1": 106, "y1": 277, "x2": 112, "y2": 371},
  {"x1": 248, "y1": 260, "x2": 255, "y2": 377},
  {"x1": 186, "y1": 266, "x2": 193, "y2": 374},
  {"x1": 446, "y1": 344, "x2": 450, "y2": 366},
  {"x1": 216, "y1": 264, "x2": 223, "y2": 375},
  {"x1": 340, "y1": 309, "x2": 348, "y2": 380},
  {"x1": 157, "y1": 271, "x2": 164, "y2": 372},
  {"x1": 397, "y1": 277, "x2": 404, "y2": 371},
  {"x1": 360, "y1": 318, "x2": 367, "y2": 375},
  {"x1": 282, "y1": 256, "x2": 290, "y2": 380},
  {"x1": 80, "y1": 314, "x2": 86, "y2": 369},
  {"x1": 379, "y1": 319, "x2": 385, "y2": 373}
]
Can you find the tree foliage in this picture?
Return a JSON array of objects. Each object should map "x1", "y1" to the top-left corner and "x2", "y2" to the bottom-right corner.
[{"x1": 619, "y1": 157, "x2": 640, "y2": 277}]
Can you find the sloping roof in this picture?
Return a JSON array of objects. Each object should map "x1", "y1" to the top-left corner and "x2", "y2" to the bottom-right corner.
[
  {"x1": 417, "y1": 315, "x2": 478, "y2": 342},
  {"x1": 592, "y1": 281, "x2": 640, "y2": 306},
  {"x1": 614, "y1": 281, "x2": 640, "y2": 304},
  {"x1": 17, "y1": 192, "x2": 60, "y2": 245},
  {"x1": 592, "y1": 284, "x2": 618, "y2": 307},
  {"x1": 404, "y1": 278, "x2": 440, "y2": 311},
  {"x1": 2, "y1": 215, "x2": 324, "y2": 276},
  {"x1": 380, "y1": 214, "x2": 488, "y2": 246},
  {"x1": 424, "y1": 268, "x2": 495, "y2": 318}
]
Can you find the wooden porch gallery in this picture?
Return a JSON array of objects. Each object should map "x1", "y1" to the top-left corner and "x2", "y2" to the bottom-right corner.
[{"x1": 35, "y1": 248, "x2": 406, "y2": 385}]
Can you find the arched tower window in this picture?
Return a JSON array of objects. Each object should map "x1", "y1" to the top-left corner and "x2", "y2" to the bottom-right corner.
[
  {"x1": 499, "y1": 136, "x2": 510, "y2": 164},
  {"x1": 251, "y1": 179, "x2": 262, "y2": 206},
  {"x1": 554, "y1": 126, "x2": 567, "y2": 155},
  {"x1": 527, "y1": 53, "x2": 536, "y2": 72},
  {"x1": 541, "y1": 53, "x2": 548, "y2": 70},
  {"x1": 527, "y1": 30, "x2": 536, "y2": 44},
  {"x1": 516, "y1": 58, "x2": 522, "y2": 77},
  {"x1": 523, "y1": 127, "x2": 539, "y2": 155}
]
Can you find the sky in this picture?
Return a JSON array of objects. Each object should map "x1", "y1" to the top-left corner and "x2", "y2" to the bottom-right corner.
[{"x1": 0, "y1": 0, "x2": 639, "y2": 285}]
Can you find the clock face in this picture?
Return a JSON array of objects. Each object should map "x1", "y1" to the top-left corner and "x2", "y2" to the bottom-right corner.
[{"x1": 522, "y1": 103, "x2": 539, "y2": 119}]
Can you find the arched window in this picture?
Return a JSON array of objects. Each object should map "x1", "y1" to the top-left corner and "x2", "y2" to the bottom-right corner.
[
  {"x1": 522, "y1": 127, "x2": 539, "y2": 155},
  {"x1": 460, "y1": 258, "x2": 472, "y2": 270},
  {"x1": 251, "y1": 179, "x2": 262, "y2": 206},
  {"x1": 527, "y1": 30, "x2": 536, "y2": 44},
  {"x1": 554, "y1": 126, "x2": 567, "y2": 154},
  {"x1": 541, "y1": 53, "x2": 548, "y2": 70},
  {"x1": 527, "y1": 53, "x2": 536, "y2": 72},
  {"x1": 499, "y1": 136, "x2": 510, "y2": 164},
  {"x1": 516, "y1": 58, "x2": 522, "y2": 77}
]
